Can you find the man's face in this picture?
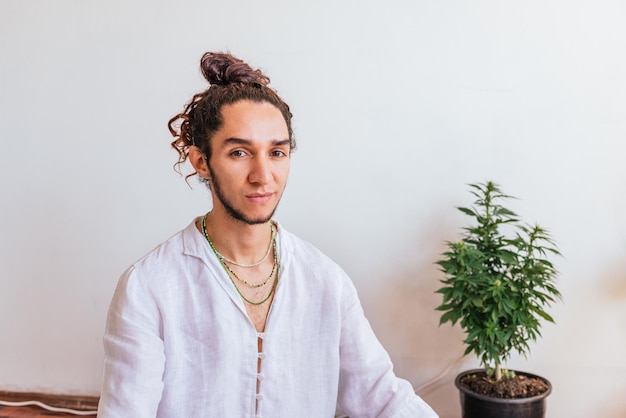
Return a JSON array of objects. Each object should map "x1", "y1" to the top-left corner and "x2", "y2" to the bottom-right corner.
[{"x1": 206, "y1": 100, "x2": 291, "y2": 225}]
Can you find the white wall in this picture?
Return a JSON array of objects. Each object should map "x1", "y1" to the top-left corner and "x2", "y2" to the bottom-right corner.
[{"x1": 1, "y1": 1, "x2": 625, "y2": 416}]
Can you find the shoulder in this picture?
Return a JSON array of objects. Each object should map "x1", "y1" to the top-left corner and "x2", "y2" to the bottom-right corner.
[
  {"x1": 276, "y1": 223, "x2": 356, "y2": 295},
  {"x1": 131, "y1": 230, "x2": 186, "y2": 275},
  {"x1": 120, "y1": 219, "x2": 204, "y2": 289},
  {"x1": 277, "y1": 224, "x2": 339, "y2": 269}
]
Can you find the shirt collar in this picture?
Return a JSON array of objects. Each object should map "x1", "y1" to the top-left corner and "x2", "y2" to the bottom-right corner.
[{"x1": 181, "y1": 217, "x2": 213, "y2": 261}]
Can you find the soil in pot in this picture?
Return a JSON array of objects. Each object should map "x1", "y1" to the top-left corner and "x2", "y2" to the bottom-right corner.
[
  {"x1": 456, "y1": 370, "x2": 552, "y2": 418},
  {"x1": 460, "y1": 371, "x2": 549, "y2": 399}
]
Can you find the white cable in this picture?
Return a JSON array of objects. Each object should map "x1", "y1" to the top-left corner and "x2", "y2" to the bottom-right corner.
[
  {"x1": 0, "y1": 399, "x2": 97, "y2": 416},
  {"x1": 415, "y1": 354, "x2": 465, "y2": 394}
]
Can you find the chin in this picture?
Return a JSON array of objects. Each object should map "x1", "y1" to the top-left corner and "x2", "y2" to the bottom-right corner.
[{"x1": 230, "y1": 208, "x2": 277, "y2": 225}]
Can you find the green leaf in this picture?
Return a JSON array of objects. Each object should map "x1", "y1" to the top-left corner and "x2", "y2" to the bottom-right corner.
[
  {"x1": 439, "y1": 310, "x2": 459, "y2": 325},
  {"x1": 457, "y1": 206, "x2": 478, "y2": 217},
  {"x1": 534, "y1": 309, "x2": 555, "y2": 323},
  {"x1": 494, "y1": 207, "x2": 518, "y2": 218},
  {"x1": 435, "y1": 303, "x2": 452, "y2": 311}
]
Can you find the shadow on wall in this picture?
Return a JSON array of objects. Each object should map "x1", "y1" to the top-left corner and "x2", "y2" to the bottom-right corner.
[
  {"x1": 364, "y1": 211, "x2": 470, "y2": 418},
  {"x1": 599, "y1": 397, "x2": 626, "y2": 418},
  {"x1": 596, "y1": 260, "x2": 626, "y2": 418},
  {"x1": 601, "y1": 260, "x2": 626, "y2": 302},
  {"x1": 524, "y1": 257, "x2": 626, "y2": 418}
]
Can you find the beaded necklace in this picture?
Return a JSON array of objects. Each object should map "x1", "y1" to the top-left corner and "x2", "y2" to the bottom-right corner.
[
  {"x1": 222, "y1": 254, "x2": 277, "y2": 288},
  {"x1": 201, "y1": 213, "x2": 279, "y2": 305}
]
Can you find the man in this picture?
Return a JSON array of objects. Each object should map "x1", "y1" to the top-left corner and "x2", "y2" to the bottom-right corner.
[{"x1": 98, "y1": 52, "x2": 438, "y2": 417}]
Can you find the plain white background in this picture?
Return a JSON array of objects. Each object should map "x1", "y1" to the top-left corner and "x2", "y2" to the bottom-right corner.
[{"x1": 1, "y1": 1, "x2": 625, "y2": 417}]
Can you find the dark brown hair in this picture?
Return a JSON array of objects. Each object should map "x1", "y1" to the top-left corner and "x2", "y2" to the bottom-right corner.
[{"x1": 168, "y1": 52, "x2": 295, "y2": 181}]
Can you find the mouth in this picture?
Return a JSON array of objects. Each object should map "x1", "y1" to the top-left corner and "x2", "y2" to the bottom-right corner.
[{"x1": 246, "y1": 192, "x2": 274, "y2": 203}]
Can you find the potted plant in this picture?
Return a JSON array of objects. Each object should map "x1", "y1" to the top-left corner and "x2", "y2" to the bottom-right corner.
[{"x1": 435, "y1": 181, "x2": 562, "y2": 418}]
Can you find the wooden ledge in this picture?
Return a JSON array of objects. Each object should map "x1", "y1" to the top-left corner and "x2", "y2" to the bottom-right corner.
[{"x1": 0, "y1": 391, "x2": 99, "y2": 411}]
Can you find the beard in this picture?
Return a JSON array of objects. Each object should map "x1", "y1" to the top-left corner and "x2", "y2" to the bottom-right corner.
[{"x1": 207, "y1": 166, "x2": 280, "y2": 225}]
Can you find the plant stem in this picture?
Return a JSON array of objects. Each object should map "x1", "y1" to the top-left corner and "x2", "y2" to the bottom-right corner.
[{"x1": 494, "y1": 363, "x2": 502, "y2": 381}]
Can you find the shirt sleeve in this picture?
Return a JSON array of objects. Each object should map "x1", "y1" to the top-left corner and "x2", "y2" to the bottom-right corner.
[
  {"x1": 97, "y1": 266, "x2": 165, "y2": 418},
  {"x1": 336, "y1": 274, "x2": 439, "y2": 418}
]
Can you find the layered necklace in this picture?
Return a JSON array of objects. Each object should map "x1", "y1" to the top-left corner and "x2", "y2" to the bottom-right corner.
[
  {"x1": 218, "y1": 222, "x2": 276, "y2": 269},
  {"x1": 201, "y1": 213, "x2": 279, "y2": 305}
]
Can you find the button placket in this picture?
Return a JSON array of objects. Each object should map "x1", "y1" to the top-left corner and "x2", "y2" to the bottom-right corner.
[
  {"x1": 255, "y1": 333, "x2": 266, "y2": 417},
  {"x1": 256, "y1": 352, "x2": 266, "y2": 403}
]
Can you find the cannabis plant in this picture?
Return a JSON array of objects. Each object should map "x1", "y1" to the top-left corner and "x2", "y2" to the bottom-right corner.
[{"x1": 436, "y1": 181, "x2": 561, "y2": 381}]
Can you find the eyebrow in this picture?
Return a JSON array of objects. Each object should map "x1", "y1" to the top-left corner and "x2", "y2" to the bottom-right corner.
[{"x1": 224, "y1": 137, "x2": 291, "y2": 147}]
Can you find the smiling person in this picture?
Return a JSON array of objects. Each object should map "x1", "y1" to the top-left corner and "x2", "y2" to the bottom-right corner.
[{"x1": 97, "y1": 52, "x2": 438, "y2": 418}]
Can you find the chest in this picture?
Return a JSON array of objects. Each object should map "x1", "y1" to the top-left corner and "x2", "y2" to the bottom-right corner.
[
  {"x1": 230, "y1": 278, "x2": 275, "y2": 331},
  {"x1": 223, "y1": 258, "x2": 278, "y2": 332},
  {"x1": 242, "y1": 294, "x2": 274, "y2": 332}
]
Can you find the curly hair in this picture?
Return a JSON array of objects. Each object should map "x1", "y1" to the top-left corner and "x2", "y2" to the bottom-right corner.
[{"x1": 168, "y1": 52, "x2": 296, "y2": 181}]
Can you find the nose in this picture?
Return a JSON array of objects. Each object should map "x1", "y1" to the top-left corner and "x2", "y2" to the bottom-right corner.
[{"x1": 248, "y1": 155, "x2": 272, "y2": 185}]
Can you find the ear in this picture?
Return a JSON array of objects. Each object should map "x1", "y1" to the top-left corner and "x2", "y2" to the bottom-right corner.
[{"x1": 188, "y1": 146, "x2": 211, "y2": 180}]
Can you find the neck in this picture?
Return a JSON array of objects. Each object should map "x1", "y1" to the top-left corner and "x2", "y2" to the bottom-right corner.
[{"x1": 200, "y1": 210, "x2": 274, "y2": 265}]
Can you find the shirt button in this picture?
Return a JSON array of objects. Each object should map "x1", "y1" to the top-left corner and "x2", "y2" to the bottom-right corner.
[
  {"x1": 255, "y1": 415, "x2": 262, "y2": 418},
  {"x1": 257, "y1": 373, "x2": 265, "y2": 381},
  {"x1": 257, "y1": 332, "x2": 265, "y2": 339},
  {"x1": 258, "y1": 352, "x2": 266, "y2": 360},
  {"x1": 255, "y1": 394, "x2": 264, "y2": 401}
]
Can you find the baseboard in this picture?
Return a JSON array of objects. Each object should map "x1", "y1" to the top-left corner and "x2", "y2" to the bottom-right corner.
[{"x1": 0, "y1": 391, "x2": 99, "y2": 411}]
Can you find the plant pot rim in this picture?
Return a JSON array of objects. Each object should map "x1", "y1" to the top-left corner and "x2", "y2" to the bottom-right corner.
[{"x1": 455, "y1": 368, "x2": 552, "y2": 404}]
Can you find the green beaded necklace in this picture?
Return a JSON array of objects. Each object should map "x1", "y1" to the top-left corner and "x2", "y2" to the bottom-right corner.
[{"x1": 201, "y1": 213, "x2": 279, "y2": 306}]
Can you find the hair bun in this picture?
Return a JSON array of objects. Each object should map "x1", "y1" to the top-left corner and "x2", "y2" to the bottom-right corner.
[{"x1": 200, "y1": 52, "x2": 270, "y2": 87}]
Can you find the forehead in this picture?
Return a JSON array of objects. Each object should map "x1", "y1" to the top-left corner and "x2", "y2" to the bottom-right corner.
[{"x1": 216, "y1": 100, "x2": 289, "y2": 143}]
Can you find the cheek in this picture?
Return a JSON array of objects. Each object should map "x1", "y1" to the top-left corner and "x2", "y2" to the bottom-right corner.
[{"x1": 277, "y1": 163, "x2": 290, "y2": 182}]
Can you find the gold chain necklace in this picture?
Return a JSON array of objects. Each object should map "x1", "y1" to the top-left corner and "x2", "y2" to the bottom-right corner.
[
  {"x1": 218, "y1": 223, "x2": 275, "y2": 268},
  {"x1": 202, "y1": 213, "x2": 279, "y2": 305}
]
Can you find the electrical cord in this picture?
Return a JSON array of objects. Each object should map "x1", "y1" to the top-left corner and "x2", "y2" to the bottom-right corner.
[
  {"x1": 415, "y1": 354, "x2": 465, "y2": 394},
  {"x1": 0, "y1": 399, "x2": 97, "y2": 416}
]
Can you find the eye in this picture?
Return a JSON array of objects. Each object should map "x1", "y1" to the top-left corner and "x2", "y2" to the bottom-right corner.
[
  {"x1": 230, "y1": 149, "x2": 248, "y2": 158},
  {"x1": 271, "y1": 149, "x2": 288, "y2": 158}
]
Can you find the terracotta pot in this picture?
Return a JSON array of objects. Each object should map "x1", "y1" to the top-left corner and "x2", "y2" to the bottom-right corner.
[{"x1": 455, "y1": 369, "x2": 552, "y2": 418}]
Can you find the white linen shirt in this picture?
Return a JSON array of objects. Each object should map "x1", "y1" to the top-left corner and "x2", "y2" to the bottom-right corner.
[{"x1": 98, "y1": 219, "x2": 438, "y2": 418}]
